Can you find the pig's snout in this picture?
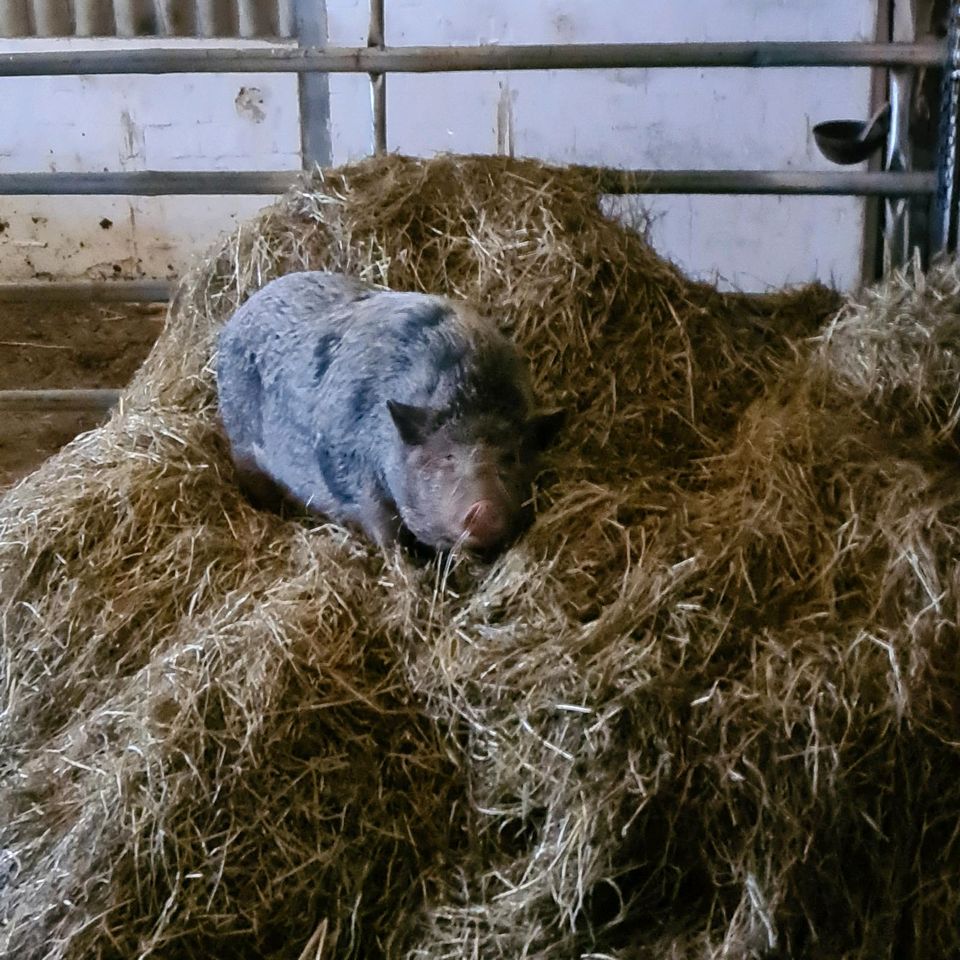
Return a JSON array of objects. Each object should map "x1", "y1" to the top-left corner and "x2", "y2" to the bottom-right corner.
[{"x1": 462, "y1": 498, "x2": 508, "y2": 549}]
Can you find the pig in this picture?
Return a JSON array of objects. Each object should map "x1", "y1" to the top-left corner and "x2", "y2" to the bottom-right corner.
[{"x1": 215, "y1": 270, "x2": 563, "y2": 554}]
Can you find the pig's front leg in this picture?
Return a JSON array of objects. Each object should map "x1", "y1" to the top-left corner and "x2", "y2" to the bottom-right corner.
[{"x1": 348, "y1": 487, "x2": 404, "y2": 550}]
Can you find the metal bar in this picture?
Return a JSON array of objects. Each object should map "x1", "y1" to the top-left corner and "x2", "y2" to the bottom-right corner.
[
  {"x1": 588, "y1": 169, "x2": 936, "y2": 195},
  {"x1": 0, "y1": 280, "x2": 171, "y2": 302},
  {"x1": 859, "y1": 0, "x2": 893, "y2": 284},
  {"x1": 370, "y1": 74, "x2": 386, "y2": 154},
  {"x1": 276, "y1": 0, "x2": 295, "y2": 37},
  {"x1": 294, "y1": 0, "x2": 332, "y2": 170},
  {"x1": 883, "y1": 66, "x2": 913, "y2": 269},
  {"x1": 933, "y1": 2, "x2": 960, "y2": 253},
  {"x1": 0, "y1": 389, "x2": 120, "y2": 412},
  {"x1": 0, "y1": 171, "x2": 300, "y2": 195},
  {"x1": 0, "y1": 41, "x2": 945, "y2": 76},
  {"x1": 367, "y1": 0, "x2": 383, "y2": 48},
  {"x1": 368, "y1": 0, "x2": 386, "y2": 155},
  {"x1": 0, "y1": 170, "x2": 936, "y2": 197}
]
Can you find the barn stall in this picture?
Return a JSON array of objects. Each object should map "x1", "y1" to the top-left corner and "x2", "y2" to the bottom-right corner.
[{"x1": 1, "y1": 2, "x2": 960, "y2": 959}]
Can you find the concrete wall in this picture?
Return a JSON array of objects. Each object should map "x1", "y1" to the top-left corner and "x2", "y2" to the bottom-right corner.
[{"x1": 0, "y1": 1, "x2": 879, "y2": 292}]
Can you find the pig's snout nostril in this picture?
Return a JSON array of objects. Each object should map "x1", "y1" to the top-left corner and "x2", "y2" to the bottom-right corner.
[{"x1": 463, "y1": 499, "x2": 506, "y2": 547}]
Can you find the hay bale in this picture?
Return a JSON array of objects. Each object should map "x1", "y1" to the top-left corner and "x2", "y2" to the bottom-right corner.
[{"x1": 3, "y1": 154, "x2": 955, "y2": 960}]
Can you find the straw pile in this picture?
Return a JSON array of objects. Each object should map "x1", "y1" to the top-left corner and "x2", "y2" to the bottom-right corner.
[{"x1": 1, "y1": 154, "x2": 957, "y2": 960}]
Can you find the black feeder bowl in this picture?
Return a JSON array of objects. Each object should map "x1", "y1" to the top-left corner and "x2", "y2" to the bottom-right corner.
[{"x1": 812, "y1": 106, "x2": 889, "y2": 166}]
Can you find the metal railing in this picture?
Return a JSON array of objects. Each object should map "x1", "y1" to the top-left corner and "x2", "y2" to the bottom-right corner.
[
  {"x1": 0, "y1": 38, "x2": 947, "y2": 204},
  {"x1": 0, "y1": 169, "x2": 938, "y2": 197},
  {"x1": 0, "y1": 40, "x2": 946, "y2": 74},
  {"x1": 0, "y1": 1, "x2": 958, "y2": 414}
]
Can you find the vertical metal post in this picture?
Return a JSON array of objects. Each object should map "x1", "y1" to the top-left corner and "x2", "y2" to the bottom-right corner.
[
  {"x1": 881, "y1": 1, "x2": 918, "y2": 272},
  {"x1": 294, "y1": 0, "x2": 333, "y2": 171},
  {"x1": 933, "y1": 1, "x2": 960, "y2": 254},
  {"x1": 276, "y1": 0, "x2": 295, "y2": 37},
  {"x1": 860, "y1": 0, "x2": 892, "y2": 283},
  {"x1": 883, "y1": 67, "x2": 914, "y2": 269},
  {"x1": 369, "y1": 0, "x2": 387, "y2": 155}
]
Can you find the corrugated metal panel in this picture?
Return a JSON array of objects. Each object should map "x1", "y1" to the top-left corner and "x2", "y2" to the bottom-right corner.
[{"x1": 0, "y1": 0, "x2": 295, "y2": 38}]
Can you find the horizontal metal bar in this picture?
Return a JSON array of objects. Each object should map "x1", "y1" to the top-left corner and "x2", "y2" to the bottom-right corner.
[
  {"x1": 0, "y1": 169, "x2": 936, "y2": 197},
  {"x1": 589, "y1": 169, "x2": 937, "y2": 196},
  {"x1": 0, "y1": 171, "x2": 299, "y2": 195},
  {"x1": 0, "y1": 389, "x2": 120, "y2": 412},
  {"x1": 0, "y1": 41, "x2": 946, "y2": 77},
  {"x1": 0, "y1": 280, "x2": 172, "y2": 301}
]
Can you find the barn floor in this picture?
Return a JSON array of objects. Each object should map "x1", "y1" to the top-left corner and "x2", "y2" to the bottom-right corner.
[{"x1": 0, "y1": 301, "x2": 164, "y2": 489}]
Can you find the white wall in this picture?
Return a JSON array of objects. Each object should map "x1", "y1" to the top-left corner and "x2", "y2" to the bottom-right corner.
[
  {"x1": 0, "y1": 37, "x2": 301, "y2": 282},
  {"x1": 0, "y1": 2, "x2": 879, "y2": 291},
  {"x1": 328, "y1": 0, "x2": 878, "y2": 291}
]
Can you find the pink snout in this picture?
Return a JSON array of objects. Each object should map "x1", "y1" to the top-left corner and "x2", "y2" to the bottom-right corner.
[{"x1": 462, "y1": 499, "x2": 508, "y2": 549}]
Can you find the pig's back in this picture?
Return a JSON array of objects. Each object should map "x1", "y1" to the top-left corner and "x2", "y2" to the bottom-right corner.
[
  {"x1": 216, "y1": 272, "x2": 374, "y2": 485},
  {"x1": 216, "y1": 270, "x2": 525, "y2": 515}
]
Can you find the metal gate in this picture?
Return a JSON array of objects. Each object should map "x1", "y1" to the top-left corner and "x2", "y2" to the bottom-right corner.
[{"x1": 0, "y1": 0, "x2": 958, "y2": 414}]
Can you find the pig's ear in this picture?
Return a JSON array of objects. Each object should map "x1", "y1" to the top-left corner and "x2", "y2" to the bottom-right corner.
[
  {"x1": 525, "y1": 408, "x2": 566, "y2": 452},
  {"x1": 387, "y1": 400, "x2": 433, "y2": 446}
]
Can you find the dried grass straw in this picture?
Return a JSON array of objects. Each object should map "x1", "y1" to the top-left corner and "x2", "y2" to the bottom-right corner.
[{"x1": 1, "y1": 154, "x2": 956, "y2": 960}]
